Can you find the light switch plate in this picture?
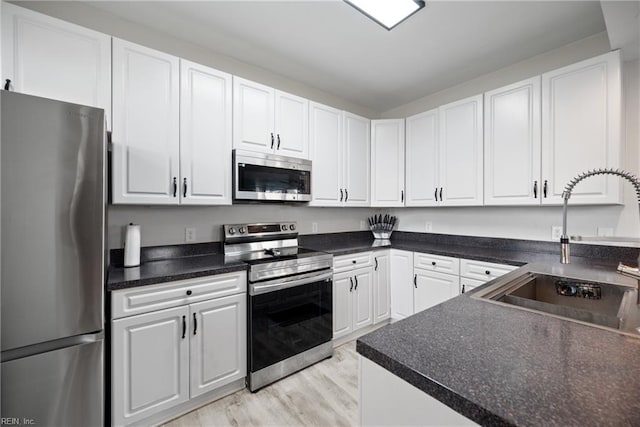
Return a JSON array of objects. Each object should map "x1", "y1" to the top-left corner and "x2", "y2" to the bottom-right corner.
[
  {"x1": 185, "y1": 227, "x2": 196, "y2": 242},
  {"x1": 425, "y1": 222, "x2": 432, "y2": 232},
  {"x1": 551, "y1": 226, "x2": 563, "y2": 240},
  {"x1": 312, "y1": 223, "x2": 318, "y2": 233},
  {"x1": 597, "y1": 227, "x2": 614, "y2": 237}
]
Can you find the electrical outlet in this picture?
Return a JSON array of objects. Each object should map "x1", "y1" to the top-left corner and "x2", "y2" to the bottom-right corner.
[
  {"x1": 360, "y1": 220, "x2": 366, "y2": 230},
  {"x1": 425, "y1": 221, "x2": 432, "y2": 232},
  {"x1": 598, "y1": 227, "x2": 614, "y2": 237},
  {"x1": 312, "y1": 222, "x2": 318, "y2": 233},
  {"x1": 551, "y1": 226, "x2": 563, "y2": 240},
  {"x1": 185, "y1": 227, "x2": 196, "y2": 243}
]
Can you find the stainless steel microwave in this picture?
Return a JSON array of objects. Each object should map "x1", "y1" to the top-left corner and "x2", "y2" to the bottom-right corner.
[{"x1": 233, "y1": 150, "x2": 312, "y2": 202}]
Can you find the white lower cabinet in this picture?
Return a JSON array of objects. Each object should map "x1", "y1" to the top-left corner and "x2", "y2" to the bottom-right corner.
[
  {"x1": 390, "y1": 251, "x2": 517, "y2": 320},
  {"x1": 373, "y1": 252, "x2": 391, "y2": 323},
  {"x1": 460, "y1": 277, "x2": 485, "y2": 294},
  {"x1": 189, "y1": 294, "x2": 246, "y2": 398},
  {"x1": 413, "y1": 269, "x2": 460, "y2": 313},
  {"x1": 111, "y1": 274, "x2": 246, "y2": 426},
  {"x1": 333, "y1": 267, "x2": 373, "y2": 339},
  {"x1": 112, "y1": 306, "x2": 190, "y2": 426},
  {"x1": 390, "y1": 249, "x2": 414, "y2": 320}
]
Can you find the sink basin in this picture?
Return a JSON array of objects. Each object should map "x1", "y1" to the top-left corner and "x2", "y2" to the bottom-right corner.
[{"x1": 473, "y1": 271, "x2": 638, "y2": 333}]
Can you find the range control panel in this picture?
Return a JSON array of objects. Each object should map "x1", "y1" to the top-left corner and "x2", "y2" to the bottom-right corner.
[{"x1": 223, "y1": 222, "x2": 297, "y2": 240}]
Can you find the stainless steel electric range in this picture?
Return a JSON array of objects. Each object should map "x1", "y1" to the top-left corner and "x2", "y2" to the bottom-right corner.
[{"x1": 223, "y1": 222, "x2": 333, "y2": 392}]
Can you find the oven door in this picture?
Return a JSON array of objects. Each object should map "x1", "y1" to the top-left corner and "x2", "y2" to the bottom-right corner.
[
  {"x1": 233, "y1": 150, "x2": 311, "y2": 202},
  {"x1": 249, "y1": 271, "x2": 332, "y2": 373}
]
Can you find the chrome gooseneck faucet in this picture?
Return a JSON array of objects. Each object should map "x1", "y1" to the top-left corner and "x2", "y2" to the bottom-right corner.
[{"x1": 560, "y1": 168, "x2": 640, "y2": 303}]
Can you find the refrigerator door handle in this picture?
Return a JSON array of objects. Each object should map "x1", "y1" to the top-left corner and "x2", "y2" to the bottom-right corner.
[{"x1": 1, "y1": 332, "x2": 104, "y2": 363}]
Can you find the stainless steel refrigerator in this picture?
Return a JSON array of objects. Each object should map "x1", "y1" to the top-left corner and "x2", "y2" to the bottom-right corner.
[{"x1": 1, "y1": 91, "x2": 105, "y2": 426}]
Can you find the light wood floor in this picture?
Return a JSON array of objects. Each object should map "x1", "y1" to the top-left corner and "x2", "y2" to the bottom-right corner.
[{"x1": 163, "y1": 341, "x2": 359, "y2": 427}]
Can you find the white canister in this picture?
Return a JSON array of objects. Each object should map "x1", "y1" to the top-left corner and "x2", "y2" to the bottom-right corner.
[{"x1": 124, "y1": 223, "x2": 141, "y2": 267}]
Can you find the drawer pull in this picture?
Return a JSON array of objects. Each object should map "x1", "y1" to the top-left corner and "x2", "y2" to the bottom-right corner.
[
  {"x1": 485, "y1": 270, "x2": 491, "y2": 275},
  {"x1": 431, "y1": 261, "x2": 436, "y2": 266},
  {"x1": 352, "y1": 260, "x2": 357, "y2": 264},
  {"x1": 186, "y1": 290, "x2": 192, "y2": 296}
]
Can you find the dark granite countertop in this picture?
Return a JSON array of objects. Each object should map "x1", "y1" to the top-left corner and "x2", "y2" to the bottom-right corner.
[
  {"x1": 108, "y1": 231, "x2": 639, "y2": 291},
  {"x1": 357, "y1": 263, "x2": 640, "y2": 426},
  {"x1": 107, "y1": 253, "x2": 247, "y2": 291}
]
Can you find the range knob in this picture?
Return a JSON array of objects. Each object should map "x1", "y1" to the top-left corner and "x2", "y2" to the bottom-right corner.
[
  {"x1": 289, "y1": 224, "x2": 296, "y2": 231},
  {"x1": 281, "y1": 224, "x2": 288, "y2": 231},
  {"x1": 239, "y1": 227, "x2": 246, "y2": 234},
  {"x1": 228, "y1": 227, "x2": 235, "y2": 235}
]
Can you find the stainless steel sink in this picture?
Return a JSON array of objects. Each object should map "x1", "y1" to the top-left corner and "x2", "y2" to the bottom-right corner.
[{"x1": 472, "y1": 268, "x2": 640, "y2": 335}]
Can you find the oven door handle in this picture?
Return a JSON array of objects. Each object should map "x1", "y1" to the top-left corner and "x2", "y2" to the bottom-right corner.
[{"x1": 250, "y1": 271, "x2": 333, "y2": 296}]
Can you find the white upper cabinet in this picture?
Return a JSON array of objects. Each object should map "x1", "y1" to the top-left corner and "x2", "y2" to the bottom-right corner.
[
  {"x1": 1, "y1": 3, "x2": 112, "y2": 128},
  {"x1": 438, "y1": 94, "x2": 484, "y2": 206},
  {"x1": 180, "y1": 60, "x2": 233, "y2": 205},
  {"x1": 309, "y1": 102, "x2": 343, "y2": 206},
  {"x1": 112, "y1": 38, "x2": 180, "y2": 205},
  {"x1": 405, "y1": 109, "x2": 439, "y2": 207},
  {"x1": 541, "y1": 50, "x2": 621, "y2": 205},
  {"x1": 343, "y1": 112, "x2": 371, "y2": 206},
  {"x1": 233, "y1": 77, "x2": 275, "y2": 154},
  {"x1": 371, "y1": 119, "x2": 405, "y2": 207},
  {"x1": 484, "y1": 76, "x2": 541, "y2": 206},
  {"x1": 233, "y1": 77, "x2": 309, "y2": 159},
  {"x1": 275, "y1": 91, "x2": 309, "y2": 158}
]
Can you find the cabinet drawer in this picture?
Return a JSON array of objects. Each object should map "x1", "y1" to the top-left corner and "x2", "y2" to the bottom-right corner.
[
  {"x1": 334, "y1": 252, "x2": 372, "y2": 272},
  {"x1": 112, "y1": 271, "x2": 247, "y2": 319},
  {"x1": 413, "y1": 253, "x2": 460, "y2": 275},
  {"x1": 460, "y1": 259, "x2": 517, "y2": 282}
]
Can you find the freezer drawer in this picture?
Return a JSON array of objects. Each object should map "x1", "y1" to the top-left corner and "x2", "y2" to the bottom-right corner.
[{"x1": 1, "y1": 338, "x2": 103, "y2": 427}]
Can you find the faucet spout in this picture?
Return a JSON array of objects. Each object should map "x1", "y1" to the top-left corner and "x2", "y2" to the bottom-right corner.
[{"x1": 560, "y1": 168, "x2": 640, "y2": 264}]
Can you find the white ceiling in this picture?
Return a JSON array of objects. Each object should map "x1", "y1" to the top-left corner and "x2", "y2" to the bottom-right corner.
[{"x1": 87, "y1": 1, "x2": 607, "y2": 113}]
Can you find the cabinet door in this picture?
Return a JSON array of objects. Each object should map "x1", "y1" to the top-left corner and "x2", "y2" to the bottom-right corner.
[
  {"x1": 180, "y1": 60, "x2": 232, "y2": 205},
  {"x1": 190, "y1": 294, "x2": 246, "y2": 398},
  {"x1": 371, "y1": 119, "x2": 405, "y2": 207},
  {"x1": 541, "y1": 51, "x2": 621, "y2": 205},
  {"x1": 309, "y1": 102, "x2": 343, "y2": 206},
  {"x1": 460, "y1": 278, "x2": 485, "y2": 295},
  {"x1": 333, "y1": 271, "x2": 353, "y2": 339},
  {"x1": 112, "y1": 38, "x2": 180, "y2": 205},
  {"x1": 390, "y1": 250, "x2": 414, "y2": 320},
  {"x1": 405, "y1": 109, "x2": 439, "y2": 206},
  {"x1": 438, "y1": 95, "x2": 483, "y2": 206},
  {"x1": 484, "y1": 77, "x2": 541, "y2": 206},
  {"x1": 274, "y1": 90, "x2": 309, "y2": 159},
  {"x1": 233, "y1": 77, "x2": 275, "y2": 154},
  {"x1": 414, "y1": 269, "x2": 460, "y2": 313},
  {"x1": 343, "y1": 112, "x2": 371, "y2": 206},
  {"x1": 112, "y1": 306, "x2": 189, "y2": 426},
  {"x1": 352, "y1": 267, "x2": 374, "y2": 330},
  {"x1": 373, "y1": 251, "x2": 391, "y2": 323},
  {"x1": 1, "y1": 3, "x2": 112, "y2": 129}
]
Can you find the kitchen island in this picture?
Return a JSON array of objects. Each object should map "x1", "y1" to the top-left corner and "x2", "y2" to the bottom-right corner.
[{"x1": 357, "y1": 262, "x2": 640, "y2": 426}]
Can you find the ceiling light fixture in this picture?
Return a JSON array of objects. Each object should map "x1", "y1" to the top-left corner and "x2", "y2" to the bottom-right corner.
[{"x1": 345, "y1": 0, "x2": 425, "y2": 31}]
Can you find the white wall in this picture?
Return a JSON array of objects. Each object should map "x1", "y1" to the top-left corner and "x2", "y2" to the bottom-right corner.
[
  {"x1": 109, "y1": 205, "x2": 380, "y2": 249},
  {"x1": 390, "y1": 58, "x2": 640, "y2": 243}
]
